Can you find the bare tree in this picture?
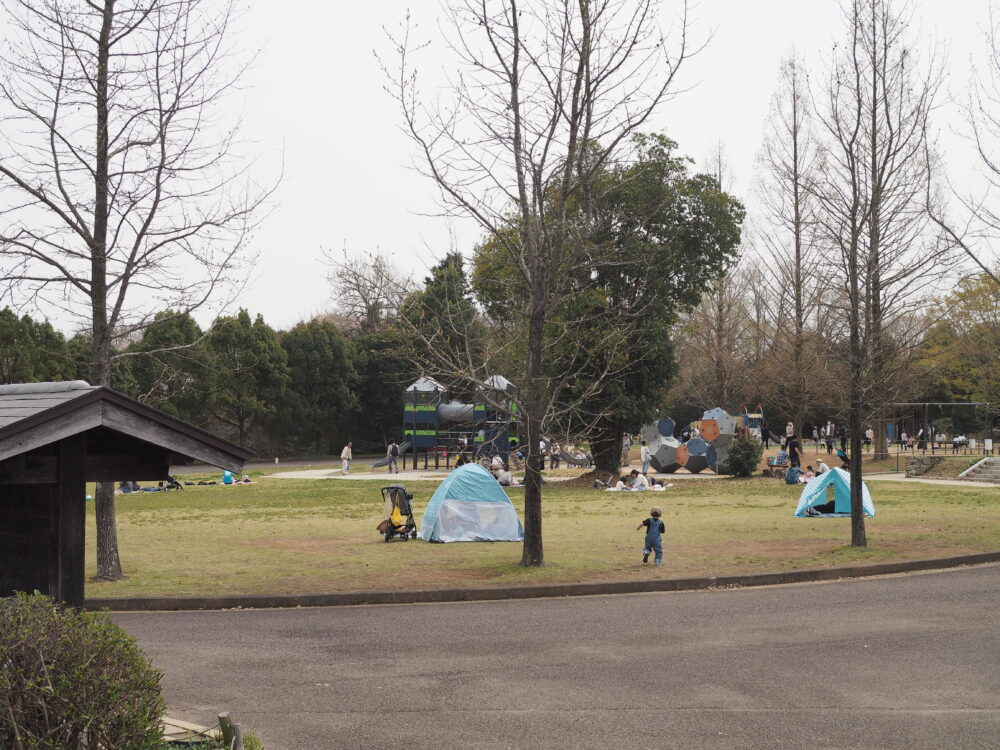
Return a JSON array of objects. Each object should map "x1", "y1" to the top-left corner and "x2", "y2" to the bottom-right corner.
[
  {"x1": 813, "y1": 0, "x2": 947, "y2": 546},
  {"x1": 925, "y1": 4, "x2": 1000, "y2": 287},
  {"x1": 670, "y1": 265, "x2": 753, "y2": 410},
  {"x1": 323, "y1": 250, "x2": 414, "y2": 333},
  {"x1": 385, "y1": 0, "x2": 696, "y2": 565},
  {"x1": 0, "y1": 0, "x2": 274, "y2": 579},
  {"x1": 753, "y1": 53, "x2": 835, "y2": 438}
]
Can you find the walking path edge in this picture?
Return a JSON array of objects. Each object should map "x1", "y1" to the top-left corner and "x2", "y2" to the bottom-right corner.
[{"x1": 85, "y1": 551, "x2": 1000, "y2": 612}]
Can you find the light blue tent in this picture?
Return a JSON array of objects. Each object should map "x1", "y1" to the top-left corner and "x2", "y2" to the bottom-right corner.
[
  {"x1": 794, "y1": 467, "x2": 875, "y2": 517},
  {"x1": 419, "y1": 463, "x2": 525, "y2": 543}
]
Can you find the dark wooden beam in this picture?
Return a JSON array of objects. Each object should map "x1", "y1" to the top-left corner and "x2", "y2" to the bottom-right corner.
[
  {"x1": 55, "y1": 433, "x2": 86, "y2": 606},
  {"x1": 84, "y1": 457, "x2": 171, "y2": 482},
  {"x1": 102, "y1": 402, "x2": 245, "y2": 473},
  {"x1": 0, "y1": 455, "x2": 57, "y2": 484}
]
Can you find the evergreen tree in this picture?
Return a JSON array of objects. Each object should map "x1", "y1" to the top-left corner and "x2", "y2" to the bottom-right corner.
[
  {"x1": 280, "y1": 319, "x2": 359, "y2": 455},
  {"x1": 209, "y1": 309, "x2": 290, "y2": 448},
  {"x1": 121, "y1": 311, "x2": 215, "y2": 425}
]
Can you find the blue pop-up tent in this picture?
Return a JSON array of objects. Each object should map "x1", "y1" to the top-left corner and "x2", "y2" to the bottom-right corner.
[
  {"x1": 794, "y1": 467, "x2": 875, "y2": 517},
  {"x1": 419, "y1": 463, "x2": 525, "y2": 543}
]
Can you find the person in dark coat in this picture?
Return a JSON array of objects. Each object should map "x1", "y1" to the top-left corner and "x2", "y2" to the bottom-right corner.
[{"x1": 787, "y1": 435, "x2": 801, "y2": 468}]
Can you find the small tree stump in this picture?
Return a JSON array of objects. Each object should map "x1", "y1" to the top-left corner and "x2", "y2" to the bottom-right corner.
[{"x1": 219, "y1": 712, "x2": 235, "y2": 747}]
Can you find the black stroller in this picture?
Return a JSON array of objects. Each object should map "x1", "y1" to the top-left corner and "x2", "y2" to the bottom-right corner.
[{"x1": 379, "y1": 484, "x2": 417, "y2": 542}]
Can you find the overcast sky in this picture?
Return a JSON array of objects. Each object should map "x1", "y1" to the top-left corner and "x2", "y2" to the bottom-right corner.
[{"x1": 25, "y1": 0, "x2": 994, "y2": 332}]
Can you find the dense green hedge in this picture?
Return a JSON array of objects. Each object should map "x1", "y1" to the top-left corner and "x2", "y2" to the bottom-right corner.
[
  {"x1": 725, "y1": 433, "x2": 764, "y2": 477},
  {"x1": 0, "y1": 593, "x2": 166, "y2": 750}
]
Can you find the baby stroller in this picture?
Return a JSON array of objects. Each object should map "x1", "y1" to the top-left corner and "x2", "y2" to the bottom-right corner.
[{"x1": 379, "y1": 484, "x2": 417, "y2": 542}]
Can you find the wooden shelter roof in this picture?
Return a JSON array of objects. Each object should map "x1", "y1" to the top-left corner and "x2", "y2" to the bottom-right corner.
[{"x1": 0, "y1": 381, "x2": 251, "y2": 479}]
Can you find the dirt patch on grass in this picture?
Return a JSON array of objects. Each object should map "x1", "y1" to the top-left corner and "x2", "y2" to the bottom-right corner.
[
  {"x1": 242, "y1": 534, "x2": 383, "y2": 552},
  {"x1": 921, "y1": 457, "x2": 979, "y2": 479},
  {"x1": 560, "y1": 470, "x2": 614, "y2": 489}
]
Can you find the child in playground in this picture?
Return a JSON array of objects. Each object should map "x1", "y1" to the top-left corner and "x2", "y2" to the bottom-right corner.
[{"x1": 637, "y1": 506, "x2": 666, "y2": 566}]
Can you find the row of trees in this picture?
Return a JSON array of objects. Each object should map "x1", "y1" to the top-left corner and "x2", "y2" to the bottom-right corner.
[{"x1": 0, "y1": 306, "x2": 409, "y2": 455}]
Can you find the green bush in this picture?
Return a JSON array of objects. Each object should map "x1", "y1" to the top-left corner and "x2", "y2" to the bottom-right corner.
[
  {"x1": 0, "y1": 592, "x2": 166, "y2": 750},
  {"x1": 724, "y1": 434, "x2": 764, "y2": 477}
]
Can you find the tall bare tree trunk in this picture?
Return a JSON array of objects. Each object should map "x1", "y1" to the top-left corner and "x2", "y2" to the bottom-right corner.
[
  {"x1": 848, "y1": 222, "x2": 868, "y2": 548},
  {"x1": 92, "y1": 2, "x2": 124, "y2": 581},
  {"x1": 520, "y1": 303, "x2": 546, "y2": 567}
]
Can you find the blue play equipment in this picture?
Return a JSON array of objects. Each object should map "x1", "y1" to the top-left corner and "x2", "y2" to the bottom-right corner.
[
  {"x1": 794, "y1": 468, "x2": 875, "y2": 517},
  {"x1": 418, "y1": 463, "x2": 524, "y2": 543}
]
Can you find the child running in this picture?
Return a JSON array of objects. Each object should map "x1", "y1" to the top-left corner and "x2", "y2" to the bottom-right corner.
[{"x1": 637, "y1": 506, "x2": 666, "y2": 566}]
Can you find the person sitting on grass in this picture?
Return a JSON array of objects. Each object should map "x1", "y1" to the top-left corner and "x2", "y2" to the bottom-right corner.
[
  {"x1": 804, "y1": 466, "x2": 815, "y2": 481},
  {"x1": 492, "y1": 467, "x2": 515, "y2": 486},
  {"x1": 628, "y1": 469, "x2": 649, "y2": 490},
  {"x1": 637, "y1": 506, "x2": 665, "y2": 566},
  {"x1": 816, "y1": 459, "x2": 830, "y2": 475}
]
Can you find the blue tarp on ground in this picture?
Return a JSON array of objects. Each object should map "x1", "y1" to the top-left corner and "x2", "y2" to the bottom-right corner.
[
  {"x1": 418, "y1": 463, "x2": 525, "y2": 543},
  {"x1": 794, "y1": 467, "x2": 876, "y2": 517}
]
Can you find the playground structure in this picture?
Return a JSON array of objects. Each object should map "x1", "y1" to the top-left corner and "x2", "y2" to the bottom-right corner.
[
  {"x1": 401, "y1": 375, "x2": 520, "y2": 470},
  {"x1": 640, "y1": 407, "x2": 739, "y2": 474}
]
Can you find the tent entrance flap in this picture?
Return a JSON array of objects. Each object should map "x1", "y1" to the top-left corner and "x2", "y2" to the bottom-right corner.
[
  {"x1": 794, "y1": 467, "x2": 875, "y2": 517},
  {"x1": 435, "y1": 499, "x2": 523, "y2": 543}
]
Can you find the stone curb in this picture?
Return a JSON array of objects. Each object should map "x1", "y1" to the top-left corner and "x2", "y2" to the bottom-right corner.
[{"x1": 85, "y1": 551, "x2": 1000, "y2": 613}]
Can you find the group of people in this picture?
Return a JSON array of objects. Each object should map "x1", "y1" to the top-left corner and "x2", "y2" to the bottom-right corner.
[
  {"x1": 607, "y1": 469, "x2": 671, "y2": 492},
  {"x1": 784, "y1": 460, "x2": 832, "y2": 484}
]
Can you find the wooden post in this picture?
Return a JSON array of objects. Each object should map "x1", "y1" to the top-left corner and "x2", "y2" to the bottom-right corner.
[
  {"x1": 56, "y1": 434, "x2": 87, "y2": 605},
  {"x1": 233, "y1": 724, "x2": 244, "y2": 750},
  {"x1": 219, "y1": 712, "x2": 235, "y2": 747}
]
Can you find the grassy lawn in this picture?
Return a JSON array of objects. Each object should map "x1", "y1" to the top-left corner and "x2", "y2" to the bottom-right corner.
[{"x1": 82, "y1": 471, "x2": 1000, "y2": 599}]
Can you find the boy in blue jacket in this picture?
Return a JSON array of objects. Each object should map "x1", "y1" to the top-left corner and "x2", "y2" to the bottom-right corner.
[{"x1": 637, "y1": 506, "x2": 666, "y2": 566}]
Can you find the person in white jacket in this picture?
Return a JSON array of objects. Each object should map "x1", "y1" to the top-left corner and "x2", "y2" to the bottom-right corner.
[
  {"x1": 640, "y1": 440, "x2": 652, "y2": 474},
  {"x1": 341, "y1": 442, "x2": 353, "y2": 475}
]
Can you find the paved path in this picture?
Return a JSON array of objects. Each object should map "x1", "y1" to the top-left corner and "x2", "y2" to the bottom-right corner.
[
  {"x1": 114, "y1": 565, "x2": 1000, "y2": 749},
  {"x1": 864, "y1": 473, "x2": 1000, "y2": 488}
]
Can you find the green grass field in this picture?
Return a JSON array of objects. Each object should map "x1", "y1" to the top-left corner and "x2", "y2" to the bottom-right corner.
[{"x1": 82, "y1": 472, "x2": 1000, "y2": 599}]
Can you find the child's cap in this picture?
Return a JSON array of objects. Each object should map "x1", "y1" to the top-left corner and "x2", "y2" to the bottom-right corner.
[{"x1": 650, "y1": 507, "x2": 662, "y2": 516}]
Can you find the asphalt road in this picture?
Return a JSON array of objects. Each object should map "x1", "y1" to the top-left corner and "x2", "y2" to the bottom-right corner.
[{"x1": 114, "y1": 565, "x2": 1000, "y2": 749}]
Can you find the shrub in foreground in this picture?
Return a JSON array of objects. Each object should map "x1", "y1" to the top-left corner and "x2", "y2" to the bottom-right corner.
[
  {"x1": 0, "y1": 592, "x2": 166, "y2": 750},
  {"x1": 724, "y1": 433, "x2": 765, "y2": 477}
]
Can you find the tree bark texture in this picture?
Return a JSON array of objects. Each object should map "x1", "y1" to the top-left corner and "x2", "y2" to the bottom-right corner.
[{"x1": 92, "y1": 2, "x2": 124, "y2": 581}]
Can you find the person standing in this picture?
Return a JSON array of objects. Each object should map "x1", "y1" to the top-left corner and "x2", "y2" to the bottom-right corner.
[
  {"x1": 622, "y1": 433, "x2": 632, "y2": 466},
  {"x1": 760, "y1": 420, "x2": 770, "y2": 449},
  {"x1": 640, "y1": 439, "x2": 652, "y2": 474},
  {"x1": 387, "y1": 440, "x2": 400, "y2": 474},
  {"x1": 864, "y1": 427, "x2": 874, "y2": 449},
  {"x1": 341, "y1": 442, "x2": 353, "y2": 475},
  {"x1": 788, "y1": 434, "x2": 801, "y2": 468},
  {"x1": 786, "y1": 421, "x2": 794, "y2": 439}
]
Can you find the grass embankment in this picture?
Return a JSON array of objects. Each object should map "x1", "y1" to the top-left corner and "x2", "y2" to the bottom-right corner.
[{"x1": 84, "y1": 472, "x2": 1000, "y2": 599}]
